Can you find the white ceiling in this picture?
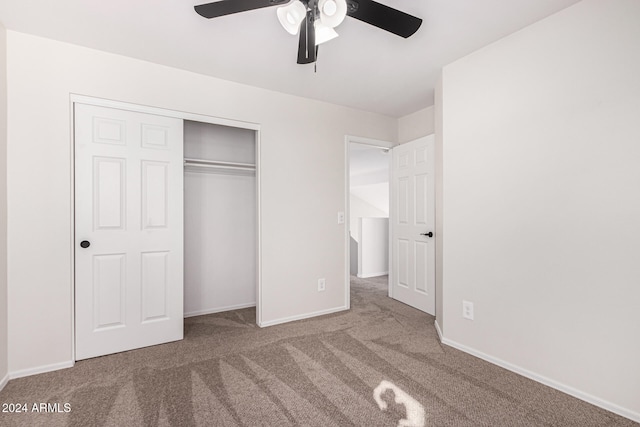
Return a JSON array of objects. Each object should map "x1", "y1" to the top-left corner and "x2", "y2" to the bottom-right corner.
[
  {"x1": 350, "y1": 142, "x2": 389, "y2": 177},
  {"x1": 0, "y1": 0, "x2": 580, "y2": 117}
]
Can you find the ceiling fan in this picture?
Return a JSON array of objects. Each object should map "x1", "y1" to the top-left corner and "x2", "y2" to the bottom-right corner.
[{"x1": 194, "y1": 0, "x2": 422, "y2": 64}]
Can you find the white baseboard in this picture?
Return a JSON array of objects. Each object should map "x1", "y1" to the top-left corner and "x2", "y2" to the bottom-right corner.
[
  {"x1": 184, "y1": 302, "x2": 256, "y2": 318},
  {"x1": 439, "y1": 336, "x2": 640, "y2": 424},
  {"x1": 258, "y1": 305, "x2": 348, "y2": 328},
  {"x1": 357, "y1": 271, "x2": 389, "y2": 279},
  {"x1": 9, "y1": 360, "x2": 74, "y2": 380},
  {"x1": 0, "y1": 371, "x2": 9, "y2": 391},
  {"x1": 434, "y1": 320, "x2": 443, "y2": 342}
]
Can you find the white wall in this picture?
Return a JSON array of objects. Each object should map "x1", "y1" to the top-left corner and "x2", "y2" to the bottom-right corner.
[
  {"x1": 5, "y1": 31, "x2": 397, "y2": 374},
  {"x1": 0, "y1": 23, "x2": 8, "y2": 389},
  {"x1": 397, "y1": 106, "x2": 434, "y2": 144},
  {"x1": 350, "y1": 193, "x2": 388, "y2": 241},
  {"x1": 440, "y1": 0, "x2": 640, "y2": 420},
  {"x1": 350, "y1": 184, "x2": 389, "y2": 214},
  {"x1": 349, "y1": 143, "x2": 390, "y2": 243},
  {"x1": 358, "y1": 217, "x2": 389, "y2": 278}
]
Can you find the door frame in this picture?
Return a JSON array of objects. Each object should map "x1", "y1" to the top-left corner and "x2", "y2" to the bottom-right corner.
[
  {"x1": 344, "y1": 135, "x2": 394, "y2": 308},
  {"x1": 70, "y1": 94, "x2": 263, "y2": 360}
]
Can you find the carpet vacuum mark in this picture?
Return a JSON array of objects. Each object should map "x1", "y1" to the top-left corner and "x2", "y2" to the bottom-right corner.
[{"x1": 0, "y1": 276, "x2": 635, "y2": 426}]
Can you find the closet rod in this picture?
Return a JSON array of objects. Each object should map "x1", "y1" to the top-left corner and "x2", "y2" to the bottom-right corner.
[{"x1": 184, "y1": 158, "x2": 255, "y2": 171}]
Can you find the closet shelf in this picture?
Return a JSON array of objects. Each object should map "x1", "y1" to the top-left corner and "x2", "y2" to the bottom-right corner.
[{"x1": 184, "y1": 158, "x2": 256, "y2": 171}]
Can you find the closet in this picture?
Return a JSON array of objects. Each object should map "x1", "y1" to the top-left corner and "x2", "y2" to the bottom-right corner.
[{"x1": 183, "y1": 120, "x2": 257, "y2": 317}]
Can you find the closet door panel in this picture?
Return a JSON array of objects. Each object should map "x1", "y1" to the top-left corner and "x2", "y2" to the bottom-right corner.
[
  {"x1": 141, "y1": 251, "x2": 170, "y2": 322},
  {"x1": 75, "y1": 103, "x2": 184, "y2": 361},
  {"x1": 142, "y1": 161, "x2": 169, "y2": 229},
  {"x1": 93, "y1": 157, "x2": 126, "y2": 231}
]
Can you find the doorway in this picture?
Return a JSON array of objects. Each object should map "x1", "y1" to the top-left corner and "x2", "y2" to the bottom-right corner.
[
  {"x1": 345, "y1": 135, "x2": 436, "y2": 315},
  {"x1": 345, "y1": 136, "x2": 393, "y2": 305},
  {"x1": 348, "y1": 141, "x2": 392, "y2": 281}
]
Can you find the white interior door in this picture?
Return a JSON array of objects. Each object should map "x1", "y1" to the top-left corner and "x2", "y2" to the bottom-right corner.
[
  {"x1": 390, "y1": 135, "x2": 435, "y2": 315},
  {"x1": 75, "y1": 103, "x2": 184, "y2": 360}
]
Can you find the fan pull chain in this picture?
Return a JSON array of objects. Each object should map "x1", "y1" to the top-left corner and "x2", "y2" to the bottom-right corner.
[{"x1": 314, "y1": 45, "x2": 319, "y2": 73}]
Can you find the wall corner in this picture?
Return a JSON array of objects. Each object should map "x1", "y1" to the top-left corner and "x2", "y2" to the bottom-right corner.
[{"x1": 434, "y1": 73, "x2": 444, "y2": 333}]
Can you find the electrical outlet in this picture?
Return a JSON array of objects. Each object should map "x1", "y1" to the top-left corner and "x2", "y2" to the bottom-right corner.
[
  {"x1": 462, "y1": 300, "x2": 474, "y2": 320},
  {"x1": 318, "y1": 278, "x2": 326, "y2": 292},
  {"x1": 337, "y1": 212, "x2": 345, "y2": 224}
]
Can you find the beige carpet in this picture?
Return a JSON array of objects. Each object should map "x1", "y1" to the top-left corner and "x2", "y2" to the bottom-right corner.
[{"x1": 0, "y1": 276, "x2": 636, "y2": 426}]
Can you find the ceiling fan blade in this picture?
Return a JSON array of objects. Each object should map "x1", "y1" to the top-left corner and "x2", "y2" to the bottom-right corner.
[
  {"x1": 346, "y1": 0, "x2": 422, "y2": 38},
  {"x1": 297, "y1": 10, "x2": 317, "y2": 64},
  {"x1": 194, "y1": 0, "x2": 288, "y2": 19}
]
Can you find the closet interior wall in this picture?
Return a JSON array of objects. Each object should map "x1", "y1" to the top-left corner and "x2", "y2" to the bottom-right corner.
[{"x1": 183, "y1": 120, "x2": 257, "y2": 317}]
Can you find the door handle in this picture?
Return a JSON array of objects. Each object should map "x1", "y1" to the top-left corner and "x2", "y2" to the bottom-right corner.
[
  {"x1": 420, "y1": 232, "x2": 433, "y2": 238},
  {"x1": 80, "y1": 240, "x2": 91, "y2": 248}
]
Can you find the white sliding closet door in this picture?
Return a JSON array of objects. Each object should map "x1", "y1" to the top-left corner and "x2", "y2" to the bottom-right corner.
[{"x1": 75, "y1": 103, "x2": 184, "y2": 360}]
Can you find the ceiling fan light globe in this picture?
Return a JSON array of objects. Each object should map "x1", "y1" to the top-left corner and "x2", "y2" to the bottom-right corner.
[
  {"x1": 314, "y1": 21, "x2": 339, "y2": 45},
  {"x1": 277, "y1": 1, "x2": 307, "y2": 35},
  {"x1": 319, "y1": 0, "x2": 346, "y2": 28},
  {"x1": 323, "y1": 0, "x2": 337, "y2": 16}
]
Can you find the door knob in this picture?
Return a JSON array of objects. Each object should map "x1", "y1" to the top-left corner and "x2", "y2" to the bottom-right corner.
[
  {"x1": 420, "y1": 232, "x2": 433, "y2": 238},
  {"x1": 80, "y1": 240, "x2": 91, "y2": 248}
]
